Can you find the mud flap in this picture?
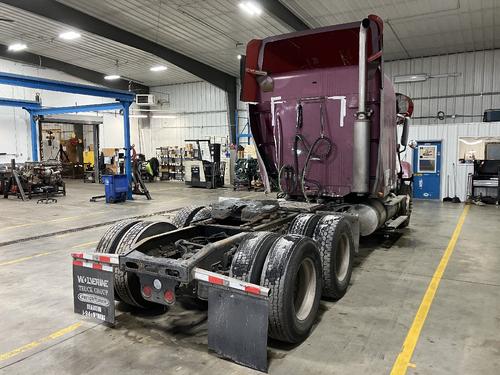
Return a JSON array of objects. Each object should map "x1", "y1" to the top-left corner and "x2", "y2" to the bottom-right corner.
[
  {"x1": 73, "y1": 263, "x2": 115, "y2": 324},
  {"x1": 72, "y1": 253, "x2": 117, "y2": 324},
  {"x1": 207, "y1": 284, "x2": 269, "y2": 372}
]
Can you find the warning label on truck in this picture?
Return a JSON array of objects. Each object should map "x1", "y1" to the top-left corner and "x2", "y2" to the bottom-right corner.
[{"x1": 73, "y1": 265, "x2": 115, "y2": 324}]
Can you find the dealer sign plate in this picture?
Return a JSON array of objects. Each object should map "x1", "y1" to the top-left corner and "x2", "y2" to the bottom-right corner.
[{"x1": 73, "y1": 263, "x2": 115, "y2": 324}]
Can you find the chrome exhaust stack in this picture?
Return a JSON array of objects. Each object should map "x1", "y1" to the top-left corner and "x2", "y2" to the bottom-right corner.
[{"x1": 352, "y1": 18, "x2": 371, "y2": 194}]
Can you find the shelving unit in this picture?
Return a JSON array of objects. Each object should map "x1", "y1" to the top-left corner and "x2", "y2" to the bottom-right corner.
[{"x1": 156, "y1": 146, "x2": 184, "y2": 181}]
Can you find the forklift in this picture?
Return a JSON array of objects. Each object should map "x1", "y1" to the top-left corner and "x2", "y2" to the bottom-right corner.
[{"x1": 184, "y1": 139, "x2": 224, "y2": 189}]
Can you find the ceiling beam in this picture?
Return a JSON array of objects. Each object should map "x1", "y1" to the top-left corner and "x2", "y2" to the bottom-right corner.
[
  {"x1": 0, "y1": 0, "x2": 236, "y2": 93},
  {"x1": 261, "y1": 0, "x2": 310, "y2": 31},
  {"x1": 0, "y1": 44, "x2": 149, "y2": 93}
]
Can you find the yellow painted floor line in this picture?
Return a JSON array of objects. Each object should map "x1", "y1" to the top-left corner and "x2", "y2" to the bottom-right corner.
[
  {"x1": 0, "y1": 211, "x2": 107, "y2": 232},
  {"x1": 0, "y1": 251, "x2": 59, "y2": 267},
  {"x1": 0, "y1": 241, "x2": 98, "y2": 267},
  {"x1": 390, "y1": 205, "x2": 470, "y2": 375},
  {"x1": 71, "y1": 241, "x2": 99, "y2": 249},
  {"x1": 0, "y1": 322, "x2": 82, "y2": 362}
]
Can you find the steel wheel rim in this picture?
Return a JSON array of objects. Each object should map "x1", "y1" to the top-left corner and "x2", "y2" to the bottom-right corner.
[
  {"x1": 294, "y1": 257, "x2": 317, "y2": 321},
  {"x1": 336, "y1": 233, "x2": 350, "y2": 282}
]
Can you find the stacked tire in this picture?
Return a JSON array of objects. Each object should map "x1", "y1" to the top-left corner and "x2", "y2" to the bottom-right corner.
[
  {"x1": 171, "y1": 205, "x2": 212, "y2": 228},
  {"x1": 96, "y1": 219, "x2": 176, "y2": 308}
]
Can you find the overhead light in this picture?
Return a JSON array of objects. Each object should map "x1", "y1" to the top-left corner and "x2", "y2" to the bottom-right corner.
[
  {"x1": 394, "y1": 74, "x2": 429, "y2": 84},
  {"x1": 8, "y1": 43, "x2": 27, "y2": 52},
  {"x1": 152, "y1": 115, "x2": 176, "y2": 119},
  {"x1": 130, "y1": 114, "x2": 148, "y2": 118},
  {"x1": 104, "y1": 74, "x2": 121, "y2": 80},
  {"x1": 59, "y1": 31, "x2": 81, "y2": 40},
  {"x1": 150, "y1": 65, "x2": 167, "y2": 72},
  {"x1": 237, "y1": 54, "x2": 242, "y2": 60},
  {"x1": 239, "y1": 1, "x2": 262, "y2": 16}
]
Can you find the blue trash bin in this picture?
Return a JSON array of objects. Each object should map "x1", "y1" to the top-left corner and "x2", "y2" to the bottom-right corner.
[{"x1": 102, "y1": 174, "x2": 128, "y2": 203}]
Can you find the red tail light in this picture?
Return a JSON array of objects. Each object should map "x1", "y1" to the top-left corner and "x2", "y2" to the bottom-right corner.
[
  {"x1": 142, "y1": 285, "x2": 152, "y2": 298},
  {"x1": 164, "y1": 289, "x2": 175, "y2": 303}
]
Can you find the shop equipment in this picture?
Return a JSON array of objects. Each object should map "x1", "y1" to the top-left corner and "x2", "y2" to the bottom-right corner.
[
  {"x1": 451, "y1": 162, "x2": 461, "y2": 203},
  {"x1": 1, "y1": 159, "x2": 65, "y2": 200},
  {"x1": 443, "y1": 175, "x2": 453, "y2": 202},
  {"x1": 467, "y1": 159, "x2": 500, "y2": 204},
  {"x1": 184, "y1": 140, "x2": 225, "y2": 189}
]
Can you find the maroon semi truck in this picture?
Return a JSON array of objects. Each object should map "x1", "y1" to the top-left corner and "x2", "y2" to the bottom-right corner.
[{"x1": 71, "y1": 16, "x2": 413, "y2": 372}]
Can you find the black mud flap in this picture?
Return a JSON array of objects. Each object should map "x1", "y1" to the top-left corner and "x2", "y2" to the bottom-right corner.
[
  {"x1": 73, "y1": 262, "x2": 115, "y2": 324},
  {"x1": 207, "y1": 284, "x2": 269, "y2": 372}
]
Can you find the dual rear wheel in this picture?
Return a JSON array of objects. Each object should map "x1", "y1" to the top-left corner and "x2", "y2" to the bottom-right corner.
[{"x1": 230, "y1": 213, "x2": 354, "y2": 344}]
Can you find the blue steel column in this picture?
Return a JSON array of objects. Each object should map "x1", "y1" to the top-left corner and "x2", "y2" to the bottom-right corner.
[
  {"x1": 235, "y1": 109, "x2": 239, "y2": 147},
  {"x1": 122, "y1": 101, "x2": 133, "y2": 199},
  {"x1": 28, "y1": 111, "x2": 39, "y2": 161}
]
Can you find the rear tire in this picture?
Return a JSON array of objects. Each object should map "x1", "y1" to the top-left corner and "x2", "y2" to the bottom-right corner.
[
  {"x1": 312, "y1": 215, "x2": 354, "y2": 300},
  {"x1": 261, "y1": 234, "x2": 322, "y2": 343},
  {"x1": 230, "y1": 232, "x2": 279, "y2": 283},
  {"x1": 288, "y1": 213, "x2": 322, "y2": 238}
]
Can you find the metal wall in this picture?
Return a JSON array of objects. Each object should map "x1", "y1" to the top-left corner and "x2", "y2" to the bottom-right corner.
[
  {"x1": 148, "y1": 82, "x2": 230, "y2": 153},
  {"x1": 0, "y1": 57, "x2": 142, "y2": 163},
  {"x1": 385, "y1": 50, "x2": 500, "y2": 125},
  {"x1": 387, "y1": 49, "x2": 500, "y2": 201}
]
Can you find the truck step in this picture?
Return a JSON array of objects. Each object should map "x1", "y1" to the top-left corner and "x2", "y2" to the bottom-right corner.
[{"x1": 387, "y1": 215, "x2": 408, "y2": 229}]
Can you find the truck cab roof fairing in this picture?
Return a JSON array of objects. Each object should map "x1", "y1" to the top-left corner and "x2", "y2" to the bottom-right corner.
[{"x1": 242, "y1": 15, "x2": 383, "y2": 102}]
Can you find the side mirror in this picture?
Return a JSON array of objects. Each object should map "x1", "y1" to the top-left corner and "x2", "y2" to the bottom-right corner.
[
  {"x1": 396, "y1": 93, "x2": 414, "y2": 149},
  {"x1": 400, "y1": 116, "x2": 410, "y2": 148},
  {"x1": 396, "y1": 93, "x2": 414, "y2": 122}
]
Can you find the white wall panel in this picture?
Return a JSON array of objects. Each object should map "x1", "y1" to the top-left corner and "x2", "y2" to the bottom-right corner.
[
  {"x1": 148, "y1": 82, "x2": 230, "y2": 151},
  {"x1": 386, "y1": 50, "x2": 500, "y2": 125}
]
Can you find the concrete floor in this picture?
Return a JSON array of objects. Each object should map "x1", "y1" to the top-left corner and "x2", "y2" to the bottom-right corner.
[{"x1": 0, "y1": 180, "x2": 499, "y2": 374}]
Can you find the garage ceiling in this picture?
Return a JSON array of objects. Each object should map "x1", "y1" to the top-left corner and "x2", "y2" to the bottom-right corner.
[
  {"x1": 0, "y1": 2, "x2": 199, "y2": 86},
  {"x1": 0, "y1": 0, "x2": 499, "y2": 87},
  {"x1": 283, "y1": 0, "x2": 500, "y2": 61}
]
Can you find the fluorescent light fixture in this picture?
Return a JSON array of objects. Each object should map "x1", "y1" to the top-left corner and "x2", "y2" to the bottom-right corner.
[
  {"x1": 394, "y1": 74, "x2": 429, "y2": 84},
  {"x1": 8, "y1": 43, "x2": 27, "y2": 52},
  {"x1": 130, "y1": 114, "x2": 148, "y2": 118},
  {"x1": 150, "y1": 65, "x2": 167, "y2": 72},
  {"x1": 459, "y1": 138, "x2": 484, "y2": 146},
  {"x1": 237, "y1": 54, "x2": 242, "y2": 60},
  {"x1": 59, "y1": 31, "x2": 81, "y2": 40},
  {"x1": 239, "y1": 1, "x2": 262, "y2": 16},
  {"x1": 152, "y1": 115, "x2": 176, "y2": 119},
  {"x1": 104, "y1": 74, "x2": 121, "y2": 80}
]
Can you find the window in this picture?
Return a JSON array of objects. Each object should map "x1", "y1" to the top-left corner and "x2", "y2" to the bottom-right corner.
[
  {"x1": 417, "y1": 145, "x2": 437, "y2": 173},
  {"x1": 458, "y1": 137, "x2": 500, "y2": 163}
]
